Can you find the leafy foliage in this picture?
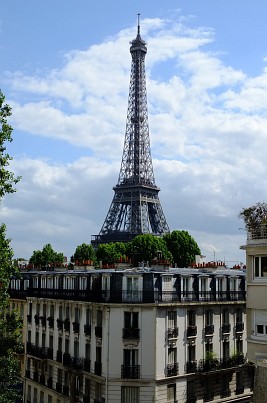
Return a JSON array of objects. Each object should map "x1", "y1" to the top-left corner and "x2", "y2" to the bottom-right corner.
[
  {"x1": 72, "y1": 243, "x2": 96, "y2": 263},
  {"x1": 0, "y1": 90, "x2": 21, "y2": 198},
  {"x1": 163, "y1": 230, "x2": 201, "y2": 267},
  {"x1": 127, "y1": 234, "x2": 172, "y2": 266},
  {"x1": 29, "y1": 243, "x2": 64, "y2": 267},
  {"x1": 239, "y1": 202, "x2": 267, "y2": 234},
  {"x1": 0, "y1": 224, "x2": 22, "y2": 401},
  {"x1": 0, "y1": 90, "x2": 22, "y2": 401},
  {"x1": 96, "y1": 242, "x2": 127, "y2": 265}
]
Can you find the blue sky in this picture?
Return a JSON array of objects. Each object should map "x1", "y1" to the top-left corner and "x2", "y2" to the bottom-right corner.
[{"x1": 1, "y1": 1, "x2": 267, "y2": 264}]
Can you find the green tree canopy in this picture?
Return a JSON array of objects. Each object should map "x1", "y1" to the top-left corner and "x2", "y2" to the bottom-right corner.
[
  {"x1": 29, "y1": 243, "x2": 64, "y2": 267},
  {"x1": 127, "y1": 234, "x2": 172, "y2": 266},
  {"x1": 73, "y1": 243, "x2": 96, "y2": 263},
  {"x1": 163, "y1": 230, "x2": 201, "y2": 268},
  {"x1": 0, "y1": 90, "x2": 22, "y2": 401},
  {"x1": 96, "y1": 243, "x2": 126, "y2": 265}
]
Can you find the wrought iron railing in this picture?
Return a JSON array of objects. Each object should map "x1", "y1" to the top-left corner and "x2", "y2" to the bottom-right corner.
[
  {"x1": 122, "y1": 328, "x2": 140, "y2": 339},
  {"x1": 121, "y1": 364, "x2": 140, "y2": 379}
]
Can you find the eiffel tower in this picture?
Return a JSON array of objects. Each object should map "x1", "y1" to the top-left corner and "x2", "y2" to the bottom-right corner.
[{"x1": 92, "y1": 16, "x2": 169, "y2": 248}]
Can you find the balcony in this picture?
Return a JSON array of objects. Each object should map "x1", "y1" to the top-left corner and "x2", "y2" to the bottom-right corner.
[
  {"x1": 47, "y1": 316, "x2": 54, "y2": 328},
  {"x1": 94, "y1": 361, "x2": 102, "y2": 376},
  {"x1": 122, "y1": 328, "x2": 140, "y2": 340},
  {"x1": 222, "y1": 323, "x2": 231, "y2": 333},
  {"x1": 199, "y1": 358, "x2": 219, "y2": 372},
  {"x1": 95, "y1": 326, "x2": 102, "y2": 338},
  {"x1": 167, "y1": 327, "x2": 179, "y2": 339},
  {"x1": 84, "y1": 324, "x2": 91, "y2": 336},
  {"x1": 204, "y1": 325, "x2": 214, "y2": 335},
  {"x1": 64, "y1": 319, "x2": 70, "y2": 332},
  {"x1": 73, "y1": 321, "x2": 80, "y2": 333},
  {"x1": 57, "y1": 318, "x2": 63, "y2": 331},
  {"x1": 204, "y1": 392, "x2": 214, "y2": 402},
  {"x1": 187, "y1": 326, "x2": 197, "y2": 337},
  {"x1": 236, "y1": 386, "x2": 245, "y2": 395},
  {"x1": 221, "y1": 389, "x2": 231, "y2": 398},
  {"x1": 235, "y1": 322, "x2": 244, "y2": 332},
  {"x1": 121, "y1": 364, "x2": 140, "y2": 379},
  {"x1": 166, "y1": 362, "x2": 179, "y2": 377},
  {"x1": 185, "y1": 361, "x2": 197, "y2": 374}
]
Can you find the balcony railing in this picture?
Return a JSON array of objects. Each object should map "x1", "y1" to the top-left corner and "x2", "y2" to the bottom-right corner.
[
  {"x1": 167, "y1": 327, "x2": 179, "y2": 339},
  {"x1": 26, "y1": 288, "x2": 246, "y2": 304},
  {"x1": 47, "y1": 316, "x2": 54, "y2": 328},
  {"x1": 187, "y1": 326, "x2": 197, "y2": 337},
  {"x1": 57, "y1": 318, "x2": 63, "y2": 331},
  {"x1": 204, "y1": 392, "x2": 214, "y2": 402},
  {"x1": 222, "y1": 323, "x2": 231, "y2": 333},
  {"x1": 121, "y1": 364, "x2": 140, "y2": 379},
  {"x1": 166, "y1": 362, "x2": 179, "y2": 377},
  {"x1": 236, "y1": 385, "x2": 245, "y2": 395},
  {"x1": 185, "y1": 360, "x2": 198, "y2": 374},
  {"x1": 204, "y1": 325, "x2": 214, "y2": 335},
  {"x1": 27, "y1": 342, "x2": 53, "y2": 360},
  {"x1": 221, "y1": 389, "x2": 231, "y2": 398},
  {"x1": 122, "y1": 328, "x2": 140, "y2": 339},
  {"x1": 236, "y1": 322, "x2": 244, "y2": 332}
]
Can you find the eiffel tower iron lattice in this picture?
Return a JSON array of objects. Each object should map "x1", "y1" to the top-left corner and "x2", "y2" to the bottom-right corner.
[{"x1": 92, "y1": 18, "x2": 169, "y2": 247}]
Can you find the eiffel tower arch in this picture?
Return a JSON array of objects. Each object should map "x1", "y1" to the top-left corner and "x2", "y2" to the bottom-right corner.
[{"x1": 92, "y1": 17, "x2": 169, "y2": 248}]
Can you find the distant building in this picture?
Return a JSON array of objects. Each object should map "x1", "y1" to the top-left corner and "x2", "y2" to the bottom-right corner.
[
  {"x1": 10, "y1": 260, "x2": 253, "y2": 402},
  {"x1": 241, "y1": 225, "x2": 267, "y2": 401}
]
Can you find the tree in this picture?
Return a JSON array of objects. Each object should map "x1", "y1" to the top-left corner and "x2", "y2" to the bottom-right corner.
[
  {"x1": 29, "y1": 243, "x2": 64, "y2": 267},
  {"x1": 0, "y1": 89, "x2": 22, "y2": 401},
  {"x1": 72, "y1": 243, "x2": 96, "y2": 263},
  {"x1": 163, "y1": 230, "x2": 201, "y2": 268},
  {"x1": 127, "y1": 234, "x2": 172, "y2": 266},
  {"x1": 239, "y1": 202, "x2": 267, "y2": 237}
]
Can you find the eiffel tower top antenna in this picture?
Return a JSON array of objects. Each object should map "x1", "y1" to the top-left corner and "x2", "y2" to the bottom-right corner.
[{"x1": 91, "y1": 17, "x2": 169, "y2": 247}]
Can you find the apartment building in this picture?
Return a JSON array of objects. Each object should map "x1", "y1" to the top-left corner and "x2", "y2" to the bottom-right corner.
[
  {"x1": 10, "y1": 262, "x2": 253, "y2": 403},
  {"x1": 241, "y1": 225, "x2": 267, "y2": 400}
]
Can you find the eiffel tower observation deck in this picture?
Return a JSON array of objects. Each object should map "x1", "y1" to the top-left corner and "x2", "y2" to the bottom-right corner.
[{"x1": 92, "y1": 17, "x2": 169, "y2": 248}]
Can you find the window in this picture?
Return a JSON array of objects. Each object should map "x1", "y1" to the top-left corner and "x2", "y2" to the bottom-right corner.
[
  {"x1": 58, "y1": 336, "x2": 62, "y2": 352},
  {"x1": 188, "y1": 345, "x2": 195, "y2": 361},
  {"x1": 167, "y1": 384, "x2": 176, "y2": 403},
  {"x1": 168, "y1": 311, "x2": 176, "y2": 329},
  {"x1": 126, "y1": 277, "x2": 139, "y2": 301},
  {"x1": 255, "y1": 310, "x2": 267, "y2": 337},
  {"x1": 236, "y1": 308, "x2": 243, "y2": 323},
  {"x1": 42, "y1": 333, "x2": 46, "y2": 348},
  {"x1": 84, "y1": 378, "x2": 90, "y2": 398},
  {"x1": 85, "y1": 343, "x2": 90, "y2": 360},
  {"x1": 49, "y1": 335, "x2": 53, "y2": 349},
  {"x1": 86, "y1": 308, "x2": 91, "y2": 325},
  {"x1": 188, "y1": 310, "x2": 196, "y2": 326},
  {"x1": 74, "y1": 340, "x2": 79, "y2": 358},
  {"x1": 74, "y1": 307, "x2": 80, "y2": 322},
  {"x1": 59, "y1": 305, "x2": 63, "y2": 320},
  {"x1": 254, "y1": 256, "x2": 267, "y2": 278},
  {"x1": 123, "y1": 349, "x2": 138, "y2": 367},
  {"x1": 65, "y1": 338, "x2": 69, "y2": 354},
  {"x1": 121, "y1": 386, "x2": 140, "y2": 403},
  {"x1": 124, "y1": 312, "x2": 139, "y2": 328},
  {"x1": 223, "y1": 341, "x2": 230, "y2": 359},
  {"x1": 97, "y1": 310, "x2": 102, "y2": 327},
  {"x1": 168, "y1": 347, "x2": 177, "y2": 365},
  {"x1": 222, "y1": 309, "x2": 229, "y2": 324},
  {"x1": 205, "y1": 310, "x2": 213, "y2": 326},
  {"x1": 236, "y1": 339, "x2": 243, "y2": 354}
]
